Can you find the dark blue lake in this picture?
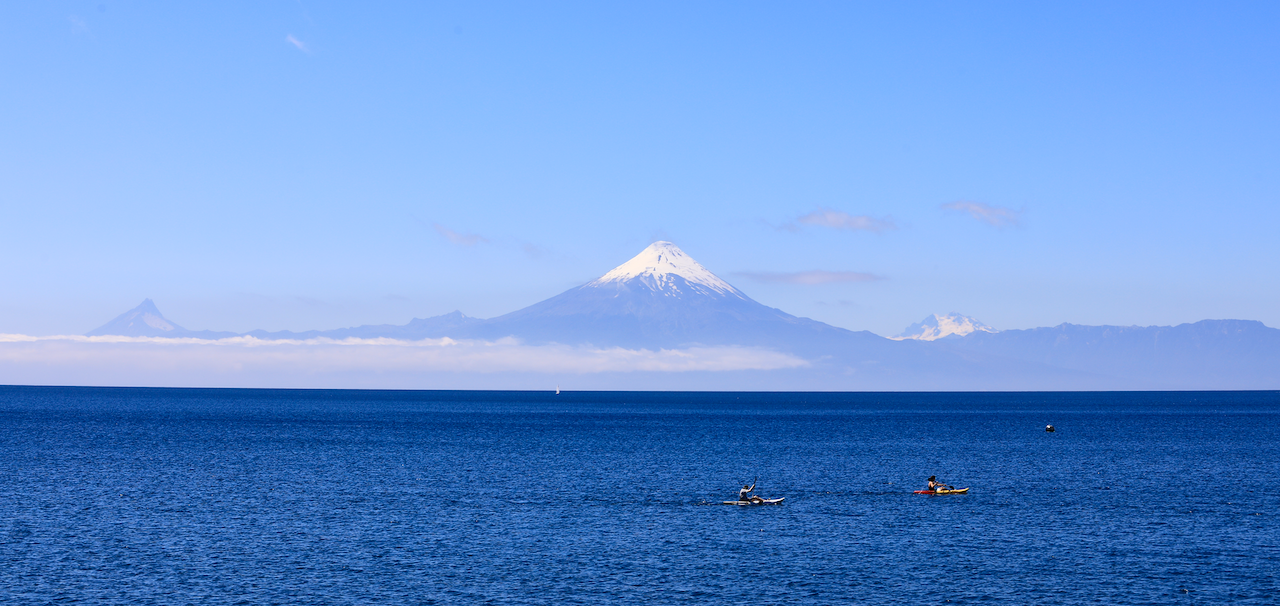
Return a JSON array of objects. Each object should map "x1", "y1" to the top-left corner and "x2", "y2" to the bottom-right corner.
[{"x1": 1, "y1": 387, "x2": 1277, "y2": 604}]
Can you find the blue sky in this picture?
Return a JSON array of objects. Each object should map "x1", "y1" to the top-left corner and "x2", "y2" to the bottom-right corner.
[{"x1": 3, "y1": 1, "x2": 1278, "y2": 337}]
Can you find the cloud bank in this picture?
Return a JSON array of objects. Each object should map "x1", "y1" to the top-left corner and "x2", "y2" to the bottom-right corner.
[
  {"x1": 736, "y1": 270, "x2": 884, "y2": 285},
  {"x1": 942, "y1": 201, "x2": 1023, "y2": 227},
  {"x1": 0, "y1": 334, "x2": 806, "y2": 387}
]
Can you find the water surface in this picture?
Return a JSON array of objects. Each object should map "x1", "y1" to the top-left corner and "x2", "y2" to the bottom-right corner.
[{"x1": 1, "y1": 387, "x2": 1277, "y2": 604}]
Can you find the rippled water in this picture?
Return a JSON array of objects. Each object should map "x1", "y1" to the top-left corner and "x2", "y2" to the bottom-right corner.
[{"x1": 1, "y1": 387, "x2": 1277, "y2": 604}]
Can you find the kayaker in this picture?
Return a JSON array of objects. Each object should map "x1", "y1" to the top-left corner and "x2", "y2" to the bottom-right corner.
[
  {"x1": 927, "y1": 476, "x2": 949, "y2": 491},
  {"x1": 738, "y1": 481, "x2": 757, "y2": 503}
]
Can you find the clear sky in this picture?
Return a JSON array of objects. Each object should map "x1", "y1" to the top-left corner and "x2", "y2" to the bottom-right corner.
[{"x1": 3, "y1": 2, "x2": 1278, "y2": 338}]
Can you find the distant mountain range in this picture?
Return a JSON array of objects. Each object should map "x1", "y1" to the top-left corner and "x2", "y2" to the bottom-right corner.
[
  {"x1": 935, "y1": 319, "x2": 1280, "y2": 390},
  {"x1": 86, "y1": 242, "x2": 1280, "y2": 390}
]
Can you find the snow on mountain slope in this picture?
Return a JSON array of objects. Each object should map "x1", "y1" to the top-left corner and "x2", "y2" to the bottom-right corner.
[
  {"x1": 587, "y1": 241, "x2": 745, "y2": 298},
  {"x1": 891, "y1": 313, "x2": 997, "y2": 341}
]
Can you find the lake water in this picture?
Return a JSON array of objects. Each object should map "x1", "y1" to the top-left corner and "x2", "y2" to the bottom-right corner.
[{"x1": 1, "y1": 387, "x2": 1277, "y2": 604}]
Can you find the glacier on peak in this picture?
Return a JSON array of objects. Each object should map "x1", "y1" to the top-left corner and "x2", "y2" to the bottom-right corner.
[
  {"x1": 892, "y1": 313, "x2": 998, "y2": 341},
  {"x1": 586, "y1": 241, "x2": 744, "y2": 299}
]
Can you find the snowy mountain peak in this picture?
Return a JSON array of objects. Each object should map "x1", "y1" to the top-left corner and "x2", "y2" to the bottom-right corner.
[
  {"x1": 587, "y1": 241, "x2": 744, "y2": 298},
  {"x1": 891, "y1": 313, "x2": 998, "y2": 341}
]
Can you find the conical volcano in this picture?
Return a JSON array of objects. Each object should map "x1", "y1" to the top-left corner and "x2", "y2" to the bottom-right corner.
[
  {"x1": 460, "y1": 241, "x2": 880, "y2": 351},
  {"x1": 86, "y1": 299, "x2": 186, "y2": 337},
  {"x1": 86, "y1": 299, "x2": 237, "y2": 339}
]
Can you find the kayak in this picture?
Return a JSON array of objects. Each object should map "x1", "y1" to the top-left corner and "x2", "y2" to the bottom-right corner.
[
  {"x1": 914, "y1": 488, "x2": 969, "y2": 495},
  {"x1": 722, "y1": 497, "x2": 786, "y2": 505}
]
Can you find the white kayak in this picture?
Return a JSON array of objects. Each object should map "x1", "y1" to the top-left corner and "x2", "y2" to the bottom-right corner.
[{"x1": 722, "y1": 497, "x2": 786, "y2": 505}]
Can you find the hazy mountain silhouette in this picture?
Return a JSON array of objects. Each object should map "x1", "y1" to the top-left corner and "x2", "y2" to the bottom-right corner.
[
  {"x1": 242, "y1": 311, "x2": 481, "y2": 341},
  {"x1": 86, "y1": 299, "x2": 237, "y2": 339},
  {"x1": 938, "y1": 320, "x2": 1280, "y2": 389}
]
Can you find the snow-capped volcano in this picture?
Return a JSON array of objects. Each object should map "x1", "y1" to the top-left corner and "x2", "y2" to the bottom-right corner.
[
  {"x1": 892, "y1": 313, "x2": 997, "y2": 341},
  {"x1": 459, "y1": 241, "x2": 879, "y2": 351},
  {"x1": 587, "y1": 241, "x2": 745, "y2": 299}
]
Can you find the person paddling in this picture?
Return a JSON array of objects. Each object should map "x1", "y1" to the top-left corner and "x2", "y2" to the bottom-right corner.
[
  {"x1": 737, "y1": 476, "x2": 762, "y2": 499},
  {"x1": 927, "y1": 476, "x2": 952, "y2": 492}
]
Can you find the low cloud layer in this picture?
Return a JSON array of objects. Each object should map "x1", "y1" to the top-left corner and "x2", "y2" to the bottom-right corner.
[
  {"x1": 0, "y1": 335, "x2": 807, "y2": 387},
  {"x1": 942, "y1": 201, "x2": 1023, "y2": 227},
  {"x1": 736, "y1": 270, "x2": 884, "y2": 285},
  {"x1": 792, "y1": 208, "x2": 896, "y2": 233}
]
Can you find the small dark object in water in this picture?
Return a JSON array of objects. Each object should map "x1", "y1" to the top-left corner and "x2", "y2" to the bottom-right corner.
[{"x1": 1046, "y1": 424, "x2": 1056, "y2": 432}]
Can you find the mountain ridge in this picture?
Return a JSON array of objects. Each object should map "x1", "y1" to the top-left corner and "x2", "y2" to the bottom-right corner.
[{"x1": 937, "y1": 319, "x2": 1280, "y2": 389}]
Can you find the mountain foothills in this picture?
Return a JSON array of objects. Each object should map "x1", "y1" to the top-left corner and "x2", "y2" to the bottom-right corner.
[{"x1": 86, "y1": 242, "x2": 1280, "y2": 390}]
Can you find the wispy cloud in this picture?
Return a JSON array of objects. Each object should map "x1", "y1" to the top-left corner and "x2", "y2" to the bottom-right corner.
[
  {"x1": 736, "y1": 270, "x2": 885, "y2": 285},
  {"x1": 286, "y1": 34, "x2": 309, "y2": 53},
  {"x1": 521, "y1": 242, "x2": 548, "y2": 259},
  {"x1": 942, "y1": 201, "x2": 1023, "y2": 227},
  {"x1": 434, "y1": 223, "x2": 489, "y2": 247},
  {"x1": 789, "y1": 208, "x2": 896, "y2": 233}
]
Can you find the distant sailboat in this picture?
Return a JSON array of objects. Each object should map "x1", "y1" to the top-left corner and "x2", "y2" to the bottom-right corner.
[{"x1": 556, "y1": 385, "x2": 560, "y2": 395}]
